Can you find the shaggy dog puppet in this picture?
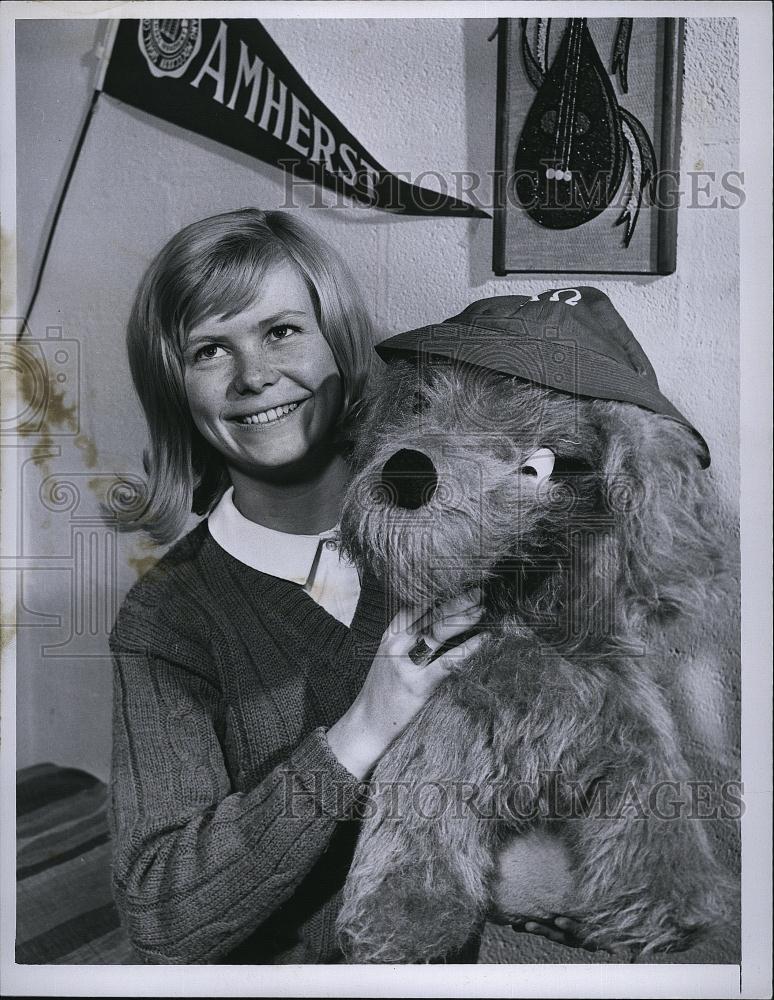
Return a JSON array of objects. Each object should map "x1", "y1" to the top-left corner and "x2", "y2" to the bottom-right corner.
[{"x1": 336, "y1": 288, "x2": 733, "y2": 963}]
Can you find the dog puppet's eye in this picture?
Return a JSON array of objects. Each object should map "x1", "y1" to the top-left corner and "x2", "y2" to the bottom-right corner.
[{"x1": 520, "y1": 447, "x2": 555, "y2": 484}]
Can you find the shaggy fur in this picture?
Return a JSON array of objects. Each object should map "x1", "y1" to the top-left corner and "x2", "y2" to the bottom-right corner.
[{"x1": 336, "y1": 359, "x2": 735, "y2": 963}]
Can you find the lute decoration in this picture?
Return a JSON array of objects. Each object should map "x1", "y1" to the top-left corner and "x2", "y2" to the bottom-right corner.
[
  {"x1": 514, "y1": 18, "x2": 656, "y2": 246},
  {"x1": 611, "y1": 18, "x2": 633, "y2": 93}
]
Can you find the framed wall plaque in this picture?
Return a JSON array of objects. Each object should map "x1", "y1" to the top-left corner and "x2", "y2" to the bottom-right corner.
[{"x1": 493, "y1": 17, "x2": 684, "y2": 275}]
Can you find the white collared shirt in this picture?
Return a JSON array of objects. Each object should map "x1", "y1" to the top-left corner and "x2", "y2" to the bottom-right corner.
[{"x1": 207, "y1": 487, "x2": 362, "y2": 627}]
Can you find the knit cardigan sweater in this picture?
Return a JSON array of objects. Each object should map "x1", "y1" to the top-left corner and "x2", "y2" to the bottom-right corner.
[{"x1": 108, "y1": 520, "x2": 391, "y2": 964}]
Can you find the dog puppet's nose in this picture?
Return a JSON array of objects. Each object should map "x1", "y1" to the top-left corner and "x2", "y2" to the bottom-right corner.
[{"x1": 381, "y1": 449, "x2": 438, "y2": 509}]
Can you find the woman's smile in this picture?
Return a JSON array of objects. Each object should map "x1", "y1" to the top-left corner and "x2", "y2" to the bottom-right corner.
[{"x1": 231, "y1": 398, "x2": 307, "y2": 426}]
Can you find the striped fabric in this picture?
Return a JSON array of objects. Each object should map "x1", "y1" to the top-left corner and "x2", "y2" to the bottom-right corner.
[{"x1": 16, "y1": 763, "x2": 136, "y2": 964}]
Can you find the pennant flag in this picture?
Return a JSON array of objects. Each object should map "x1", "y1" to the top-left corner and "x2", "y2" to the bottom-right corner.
[{"x1": 99, "y1": 18, "x2": 489, "y2": 218}]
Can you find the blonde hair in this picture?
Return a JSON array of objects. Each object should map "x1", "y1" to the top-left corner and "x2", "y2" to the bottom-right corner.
[{"x1": 121, "y1": 208, "x2": 373, "y2": 542}]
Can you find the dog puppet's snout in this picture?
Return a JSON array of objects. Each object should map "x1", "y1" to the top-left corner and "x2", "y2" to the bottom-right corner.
[{"x1": 380, "y1": 449, "x2": 438, "y2": 509}]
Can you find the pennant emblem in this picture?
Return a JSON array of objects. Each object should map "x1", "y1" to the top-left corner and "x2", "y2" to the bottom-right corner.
[{"x1": 139, "y1": 19, "x2": 202, "y2": 79}]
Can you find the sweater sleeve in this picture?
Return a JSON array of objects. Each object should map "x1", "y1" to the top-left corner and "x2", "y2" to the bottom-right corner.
[{"x1": 108, "y1": 616, "x2": 363, "y2": 964}]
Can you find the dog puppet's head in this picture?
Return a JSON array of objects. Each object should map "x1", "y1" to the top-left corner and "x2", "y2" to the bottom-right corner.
[{"x1": 340, "y1": 302, "x2": 721, "y2": 657}]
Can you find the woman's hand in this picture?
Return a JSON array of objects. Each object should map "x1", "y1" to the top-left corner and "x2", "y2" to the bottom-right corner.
[{"x1": 327, "y1": 589, "x2": 486, "y2": 779}]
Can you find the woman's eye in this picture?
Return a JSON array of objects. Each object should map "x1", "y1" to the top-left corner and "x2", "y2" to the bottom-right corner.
[
  {"x1": 267, "y1": 324, "x2": 300, "y2": 343},
  {"x1": 193, "y1": 344, "x2": 226, "y2": 362}
]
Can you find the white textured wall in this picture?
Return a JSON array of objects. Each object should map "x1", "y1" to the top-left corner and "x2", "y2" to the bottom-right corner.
[{"x1": 14, "y1": 17, "x2": 740, "y2": 963}]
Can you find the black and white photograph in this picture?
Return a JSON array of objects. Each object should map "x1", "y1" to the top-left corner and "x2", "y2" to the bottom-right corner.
[{"x1": 1, "y1": 2, "x2": 771, "y2": 997}]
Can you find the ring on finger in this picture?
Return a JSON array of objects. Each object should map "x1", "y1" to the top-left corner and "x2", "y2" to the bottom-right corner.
[{"x1": 407, "y1": 634, "x2": 438, "y2": 667}]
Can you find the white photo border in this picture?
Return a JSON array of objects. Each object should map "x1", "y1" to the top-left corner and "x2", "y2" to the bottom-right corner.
[{"x1": 1, "y1": 2, "x2": 770, "y2": 997}]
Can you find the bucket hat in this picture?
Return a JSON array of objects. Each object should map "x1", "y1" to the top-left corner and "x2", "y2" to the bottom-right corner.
[{"x1": 375, "y1": 287, "x2": 710, "y2": 468}]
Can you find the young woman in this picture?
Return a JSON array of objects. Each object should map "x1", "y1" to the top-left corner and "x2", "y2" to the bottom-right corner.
[{"x1": 109, "y1": 208, "x2": 580, "y2": 964}]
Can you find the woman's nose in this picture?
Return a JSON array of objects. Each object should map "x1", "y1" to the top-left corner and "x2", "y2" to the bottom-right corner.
[{"x1": 231, "y1": 353, "x2": 280, "y2": 395}]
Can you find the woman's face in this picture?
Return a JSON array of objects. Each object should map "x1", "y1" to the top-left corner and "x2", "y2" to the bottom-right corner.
[{"x1": 183, "y1": 261, "x2": 343, "y2": 480}]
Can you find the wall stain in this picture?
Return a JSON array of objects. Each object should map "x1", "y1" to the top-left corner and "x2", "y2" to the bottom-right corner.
[
  {"x1": 15, "y1": 345, "x2": 79, "y2": 434},
  {"x1": 13, "y1": 343, "x2": 80, "y2": 477},
  {"x1": 85, "y1": 475, "x2": 159, "y2": 578},
  {"x1": 10, "y1": 341, "x2": 101, "y2": 487},
  {"x1": 87, "y1": 475, "x2": 106, "y2": 501},
  {"x1": 127, "y1": 537, "x2": 161, "y2": 579},
  {"x1": 0, "y1": 228, "x2": 16, "y2": 317},
  {"x1": 75, "y1": 434, "x2": 98, "y2": 468},
  {"x1": 0, "y1": 621, "x2": 15, "y2": 655}
]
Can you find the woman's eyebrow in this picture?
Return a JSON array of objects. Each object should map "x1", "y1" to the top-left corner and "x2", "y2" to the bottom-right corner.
[
  {"x1": 260, "y1": 309, "x2": 308, "y2": 327},
  {"x1": 185, "y1": 328, "x2": 224, "y2": 347}
]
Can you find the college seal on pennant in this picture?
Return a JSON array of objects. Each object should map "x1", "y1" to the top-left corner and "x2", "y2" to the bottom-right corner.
[{"x1": 138, "y1": 20, "x2": 202, "y2": 79}]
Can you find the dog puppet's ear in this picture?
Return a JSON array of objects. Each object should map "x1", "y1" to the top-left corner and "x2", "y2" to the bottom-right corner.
[{"x1": 597, "y1": 401, "x2": 723, "y2": 634}]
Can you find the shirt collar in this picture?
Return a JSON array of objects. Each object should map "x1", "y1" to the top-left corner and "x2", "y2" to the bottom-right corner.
[{"x1": 207, "y1": 486, "x2": 338, "y2": 586}]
